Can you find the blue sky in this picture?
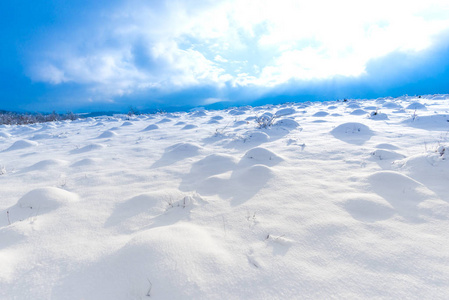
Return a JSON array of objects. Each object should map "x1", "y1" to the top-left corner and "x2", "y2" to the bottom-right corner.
[{"x1": 1, "y1": 0, "x2": 449, "y2": 112}]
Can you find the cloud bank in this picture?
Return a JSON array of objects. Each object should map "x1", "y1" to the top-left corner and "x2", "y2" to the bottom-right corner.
[{"x1": 5, "y1": 0, "x2": 449, "y2": 111}]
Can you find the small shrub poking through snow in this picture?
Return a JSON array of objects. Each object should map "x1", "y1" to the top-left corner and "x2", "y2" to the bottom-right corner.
[
  {"x1": 436, "y1": 145, "x2": 446, "y2": 158},
  {"x1": 166, "y1": 193, "x2": 204, "y2": 210},
  {"x1": 368, "y1": 109, "x2": 388, "y2": 120},
  {"x1": 255, "y1": 114, "x2": 277, "y2": 128}
]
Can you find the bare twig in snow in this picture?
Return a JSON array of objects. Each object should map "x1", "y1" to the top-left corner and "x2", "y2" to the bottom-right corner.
[{"x1": 146, "y1": 279, "x2": 152, "y2": 297}]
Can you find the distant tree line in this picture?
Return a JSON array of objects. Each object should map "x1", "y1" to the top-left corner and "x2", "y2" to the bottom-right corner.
[{"x1": 0, "y1": 110, "x2": 78, "y2": 125}]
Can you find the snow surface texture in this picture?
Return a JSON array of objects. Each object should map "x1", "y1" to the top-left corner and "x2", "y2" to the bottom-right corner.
[{"x1": 1, "y1": 95, "x2": 449, "y2": 299}]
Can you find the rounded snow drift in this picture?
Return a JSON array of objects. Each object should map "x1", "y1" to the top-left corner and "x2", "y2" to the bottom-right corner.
[
  {"x1": 4, "y1": 140, "x2": 38, "y2": 151},
  {"x1": 274, "y1": 118, "x2": 300, "y2": 129},
  {"x1": 142, "y1": 124, "x2": 159, "y2": 131},
  {"x1": 96, "y1": 130, "x2": 117, "y2": 139},
  {"x1": 18, "y1": 187, "x2": 79, "y2": 210},
  {"x1": 406, "y1": 102, "x2": 427, "y2": 110},
  {"x1": 242, "y1": 147, "x2": 283, "y2": 166},
  {"x1": 330, "y1": 122, "x2": 373, "y2": 145}
]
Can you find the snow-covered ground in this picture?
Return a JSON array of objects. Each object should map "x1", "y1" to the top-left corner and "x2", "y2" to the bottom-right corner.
[{"x1": 1, "y1": 95, "x2": 449, "y2": 299}]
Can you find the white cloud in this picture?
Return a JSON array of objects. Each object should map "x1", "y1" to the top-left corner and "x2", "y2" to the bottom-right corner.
[
  {"x1": 255, "y1": 47, "x2": 366, "y2": 87},
  {"x1": 31, "y1": 64, "x2": 66, "y2": 84},
  {"x1": 214, "y1": 55, "x2": 228, "y2": 63},
  {"x1": 203, "y1": 97, "x2": 225, "y2": 105},
  {"x1": 28, "y1": 0, "x2": 449, "y2": 95},
  {"x1": 250, "y1": 0, "x2": 449, "y2": 84}
]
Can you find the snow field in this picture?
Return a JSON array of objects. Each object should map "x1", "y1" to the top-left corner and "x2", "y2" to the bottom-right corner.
[{"x1": 1, "y1": 95, "x2": 449, "y2": 299}]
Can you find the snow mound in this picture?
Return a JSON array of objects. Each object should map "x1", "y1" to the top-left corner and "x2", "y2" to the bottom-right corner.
[
  {"x1": 343, "y1": 196, "x2": 395, "y2": 222},
  {"x1": 70, "y1": 143, "x2": 105, "y2": 154},
  {"x1": 189, "y1": 154, "x2": 237, "y2": 177},
  {"x1": 3, "y1": 140, "x2": 38, "y2": 151},
  {"x1": 165, "y1": 143, "x2": 202, "y2": 157},
  {"x1": 273, "y1": 118, "x2": 300, "y2": 129},
  {"x1": 121, "y1": 121, "x2": 134, "y2": 126},
  {"x1": 228, "y1": 109, "x2": 246, "y2": 115},
  {"x1": 182, "y1": 124, "x2": 198, "y2": 130},
  {"x1": 157, "y1": 118, "x2": 172, "y2": 124},
  {"x1": 395, "y1": 152, "x2": 447, "y2": 171},
  {"x1": 142, "y1": 124, "x2": 159, "y2": 131},
  {"x1": 363, "y1": 171, "x2": 449, "y2": 222},
  {"x1": 191, "y1": 111, "x2": 207, "y2": 117},
  {"x1": 330, "y1": 122, "x2": 373, "y2": 145},
  {"x1": 243, "y1": 131, "x2": 269, "y2": 144},
  {"x1": 406, "y1": 102, "x2": 427, "y2": 110},
  {"x1": 24, "y1": 159, "x2": 68, "y2": 171},
  {"x1": 193, "y1": 163, "x2": 274, "y2": 202},
  {"x1": 375, "y1": 143, "x2": 399, "y2": 150},
  {"x1": 242, "y1": 147, "x2": 283, "y2": 165},
  {"x1": 350, "y1": 109, "x2": 367, "y2": 115},
  {"x1": 96, "y1": 130, "x2": 117, "y2": 139},
  {"x1": 365, "y1": 171, "x2": 439, "y2": 215},
  {"x1": 382, "y1": 102, "x2": 402, "y2": 109},
  {"x1": 403, "y1": 114, "x2": 449, "y2": 130},
  {"x1": 2, "y1": 187, "x2": 80, "y2": 225},
  {"x1": 313, "y1": 111, "x2": 329, "y2": 117},
  {"x1": 0, "y1": 132, "x2": 11, "y2": 138},
  {"x1": 275, "y1": 108, "x2": 296, "y2": 116},
  {"x1": 37, "y1": 123, "x2": 56, "y2": 130},
  {"x1": 17, "y1": 187, "x2": 79, "y2": 210},
  {"x1": 55, "y1": 223, "x2": 232, "y2": 299},
  {"x1": 70, "y1": 158, "x2": 101, "y2": 167},
  {"x1": 346, "y1": 103, "x2": 360, "y2": 109},
  {"x1": 370, "y1": 149, "x2": 405, "y2": 161},
  {"x1": 151, "y1": 143, "x2": 203, "y2": 168},
  {"x1": 236, "y1": 164, "x2": 273, "y2": 185},
  {"x1": 368, "y1": 111, "x2": 389, "y2": 120},
  {"x1": 106, "y1": 191, "x2": 180, "y2": 228}
]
